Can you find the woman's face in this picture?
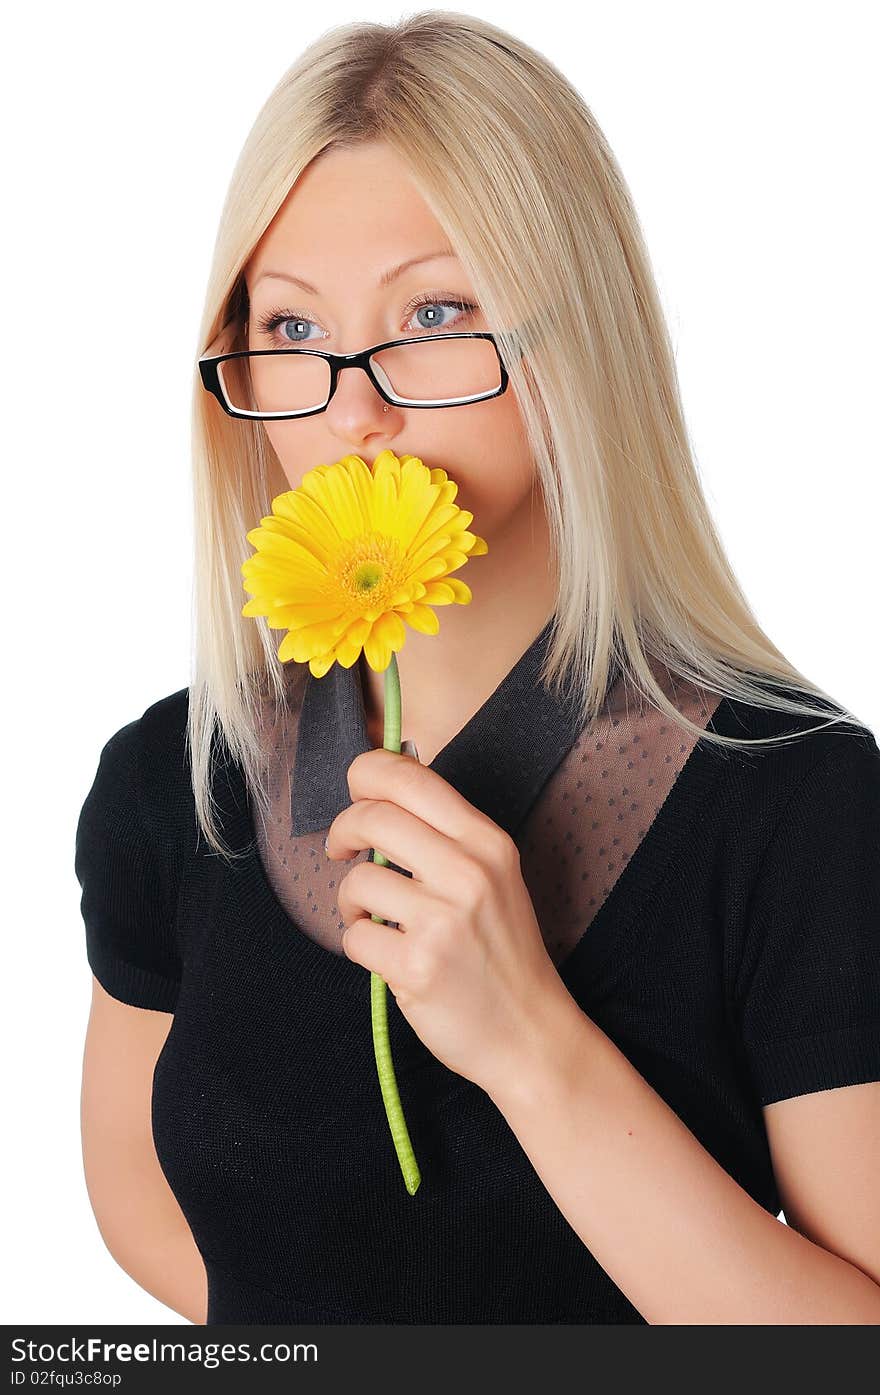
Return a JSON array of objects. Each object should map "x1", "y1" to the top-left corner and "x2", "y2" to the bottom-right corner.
[{"x1": 243, "y1": 140, "x2": 539, "y2": 543}]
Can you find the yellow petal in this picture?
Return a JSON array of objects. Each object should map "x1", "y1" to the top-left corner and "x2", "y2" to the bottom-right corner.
[
  {"x1": 333, "y1": 615, "x2": 372, "y2": 667},
  {"x1": 308, "y1": 651, "x2": 337, "y2": 678},
  {"x1": 277, "y1": 484, "x2": 335, "y2": 531},
  {"x1": 440, "y1": 577, "x2": 473, "y2": 604},
  {"x1": 344, "y1": 456, "x2": 376, "y2": 519},
  {"x1": 245, "y1": 529, "x2": 328, "y2": 574},
  {"x1": 372, "y1": 610, "x2": 407, "y2": 651},
  {"x1": 404, "y1": 603, "x2": 441, "y2": 636},
  {"x1": 316, "y1": 460, "x2": 370, "y2": 539},
  {"x1": 255, "y1": 515, "x2": 334, "y2": 570},
  {"x1": 406, "y1": 532, "x2": 453, "y2": 574},
  {"x1": 242, "y1": 556, "x2": 324, "y2": 591},
  {"x1": 270, "y1": 600, "x2": 346, "y2": 629},
  {"x1": 370, "y1": 464, "x2": 398, "y2": 532},
  {"x1": 421, "y1": 581, "x2": 456, "y2": 605},
  {"x1": 283, "y1": 616, "x2": 349, "y2": 663},
  {"x1": 373, "y1": 449, "x2": 403, "y2": 490},
  {"x1": 242, "y1": 598, "x2": 270, "y2": 617},
  {"x1": 455, "y1": 530, "x2": 479, "y2": 551},
  {"x1": 393, "y1": 474, "x2": 441, "y2": 551},
  {"x1": 362, "y1": 627, "x2": 392, "y2": 671},
  {"x1": 439, "y1": 550, "x2": 469, "y2": 572},
  {"x1": 405, "y1": 503, "x2": 461, "y2": 559},
  {"x1": 411, "y1": 555, "x2": 450, "y2": 584},
  {"x1": 277, "y1": 490, "x2": 344, "y2": 559}
]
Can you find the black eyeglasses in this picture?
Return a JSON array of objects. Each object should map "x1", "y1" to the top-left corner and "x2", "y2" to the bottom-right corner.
[{"x1": 198, "y1": 319, "x2": 535, "y2": 421}]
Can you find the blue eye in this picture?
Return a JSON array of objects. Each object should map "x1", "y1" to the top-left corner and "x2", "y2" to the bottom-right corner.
[
  {"x1": 254, "y1": 310, "x2": 320, "y2": 344},
  {"x1": 405, "y1": 294, "x2": 477, "y2": 334}
]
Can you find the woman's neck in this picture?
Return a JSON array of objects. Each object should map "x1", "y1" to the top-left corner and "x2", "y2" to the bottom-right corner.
[{"x1": 358, "y1": 492, "x2": 558, "y2": 764}]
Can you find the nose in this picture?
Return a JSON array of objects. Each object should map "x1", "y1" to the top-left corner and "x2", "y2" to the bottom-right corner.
[{"x1": 324, "y1": 361, "x2": 400, "y2": 439}]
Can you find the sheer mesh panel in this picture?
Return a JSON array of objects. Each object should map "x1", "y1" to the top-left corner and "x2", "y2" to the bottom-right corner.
[{"x1": 251, "y1": 659, "x2": 723, "y2": 964}]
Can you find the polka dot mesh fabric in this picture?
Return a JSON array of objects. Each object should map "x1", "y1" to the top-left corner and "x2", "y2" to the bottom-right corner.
[{"x1": 251, "y1": 656, "x2": 723, "y2": 965}]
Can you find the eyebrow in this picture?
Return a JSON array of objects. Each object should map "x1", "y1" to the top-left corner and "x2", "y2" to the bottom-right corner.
[{"x1": 252, "y1": 249, "x2": 459, "y2": 295}]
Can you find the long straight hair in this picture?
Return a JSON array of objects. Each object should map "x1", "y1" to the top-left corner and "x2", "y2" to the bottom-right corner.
[{"x1": 188, "y1": 10, "x2": 864, "y2": 861}]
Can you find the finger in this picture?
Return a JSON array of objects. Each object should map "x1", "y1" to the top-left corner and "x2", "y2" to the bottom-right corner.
[
  {"x1": 327, "y1": 796, "x2": 459, "y2": 885},
  {"x1": 345, "y1": 745, "x2": 505, "y2": 849},
  {"x1": 342, "y1": 916, "x2": 405, "y2": 984},
  {"x1": 337, "y1": 858, "x2": 432, "y2": 932}
]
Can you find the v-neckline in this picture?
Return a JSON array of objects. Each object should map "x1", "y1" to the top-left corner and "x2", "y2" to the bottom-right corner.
[
  {"x1": 220, "y1": 693, "x2": 742, "y2": 1001},
  {"x1": 287, "y1": 617, "x2": 619, "y2": 840}
]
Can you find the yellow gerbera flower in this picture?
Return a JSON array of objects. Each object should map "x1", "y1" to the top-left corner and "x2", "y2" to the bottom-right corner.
[{"x1": 241, "y1": 448, "x2": 488, "y2": 677}]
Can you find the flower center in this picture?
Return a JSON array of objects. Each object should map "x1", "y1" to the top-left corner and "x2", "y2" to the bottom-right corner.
[
  {"x1": 338, "y1": 533, "x2": 406, "y2": 616},
  {"x1": 353, "y1": 561, "x2": 383, "y2": 594}
]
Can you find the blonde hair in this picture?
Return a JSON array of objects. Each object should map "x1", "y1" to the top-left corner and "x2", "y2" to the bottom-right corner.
[{"x1": 188, "y1": 9, "x2": 864, "y2": 861}]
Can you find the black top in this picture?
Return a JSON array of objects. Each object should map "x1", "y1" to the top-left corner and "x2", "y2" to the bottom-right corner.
[{"x1": 74, "y1": 621, "x2": 880, "y2": 1324}]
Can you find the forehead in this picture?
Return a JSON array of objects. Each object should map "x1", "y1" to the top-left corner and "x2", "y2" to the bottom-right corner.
[{"x1": 247, "y1": 142, "x2": 454, "y2": 288}]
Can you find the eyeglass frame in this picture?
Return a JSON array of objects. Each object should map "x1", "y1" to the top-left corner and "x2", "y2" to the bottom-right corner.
[{"x1": 197, "y1": 317, "x2": 533, "y2": 421}]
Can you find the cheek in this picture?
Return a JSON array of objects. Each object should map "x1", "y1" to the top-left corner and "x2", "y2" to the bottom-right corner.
[
  {"x1": 262, "y1": 421, "x2": 326, "y2": 488},
  {"x1": 453, "y1": 396, "x2": 537, "y2": 520},
  {"x1": 463, "y1": 461, "x2": 534, "y2": 534}
]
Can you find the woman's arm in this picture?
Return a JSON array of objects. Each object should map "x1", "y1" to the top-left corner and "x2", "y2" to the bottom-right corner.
[
  {"x1": 81, "y1": 978, "x2": 208, "y2": 1324},
  {"x1": 488, "y1": 985, "x2": 880, "y2": 1324}
]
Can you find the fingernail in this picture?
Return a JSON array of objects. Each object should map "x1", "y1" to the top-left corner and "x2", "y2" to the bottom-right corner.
[{"x1": 401, "y1": 738, "x2": 420, "y2": 762}]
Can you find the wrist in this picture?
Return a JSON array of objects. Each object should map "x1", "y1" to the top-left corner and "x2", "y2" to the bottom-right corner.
[{"x1": 486, "y1": 974, "x2": 595, "y2": 1117}]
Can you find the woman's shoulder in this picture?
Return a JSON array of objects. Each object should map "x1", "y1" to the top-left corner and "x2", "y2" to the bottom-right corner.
[
  {"x1": 137, "y1": 683, "x2": 190, "y2": 755},
  {"x1": 76, "y1": 687, "x2": 190, "y2": 1011},
  {"x1": 705, "y1": 680, "x2": 879, "y2": 852},
  {"x1": 85, "y1": 685, "x2": 188, "y2": 792},
  {"x1": 714, "y1": 679, "x2": 877, "y2": 773},
  {"x1": 94, "y1": 685, "x2": 195, "y2": 859}
]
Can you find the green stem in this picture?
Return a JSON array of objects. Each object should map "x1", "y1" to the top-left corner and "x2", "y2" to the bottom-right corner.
[{"x1": 369, "y1": 650, "x2": 422, "y2": 1196}]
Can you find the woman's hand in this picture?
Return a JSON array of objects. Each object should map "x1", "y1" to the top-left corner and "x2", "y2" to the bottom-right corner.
[{"x1": 324, "y1": 746, "x2": 571, "y2": 1098}]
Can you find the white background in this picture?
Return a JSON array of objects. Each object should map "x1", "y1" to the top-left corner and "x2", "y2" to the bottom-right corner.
[{"x1": 2, "y1": 0, "x2": 877, "y2": 1324}]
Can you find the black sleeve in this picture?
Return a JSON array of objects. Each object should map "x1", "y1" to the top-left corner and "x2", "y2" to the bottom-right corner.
[
  {"x1": 735, "y1": 729, "x2": 880, "y2": 1106},
  {"x1": 75, "y1": 718, "x2": 182, "y2": 1012}
]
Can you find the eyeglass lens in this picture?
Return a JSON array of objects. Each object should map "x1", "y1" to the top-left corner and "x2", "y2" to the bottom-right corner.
[{"x1": 217, "y1": 337, "x2": 502, "y2": 416}]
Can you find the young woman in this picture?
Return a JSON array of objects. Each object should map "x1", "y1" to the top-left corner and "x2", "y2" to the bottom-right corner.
[{"x1": 75, "y1": 13, "x2": 880, "y2": 1325}]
